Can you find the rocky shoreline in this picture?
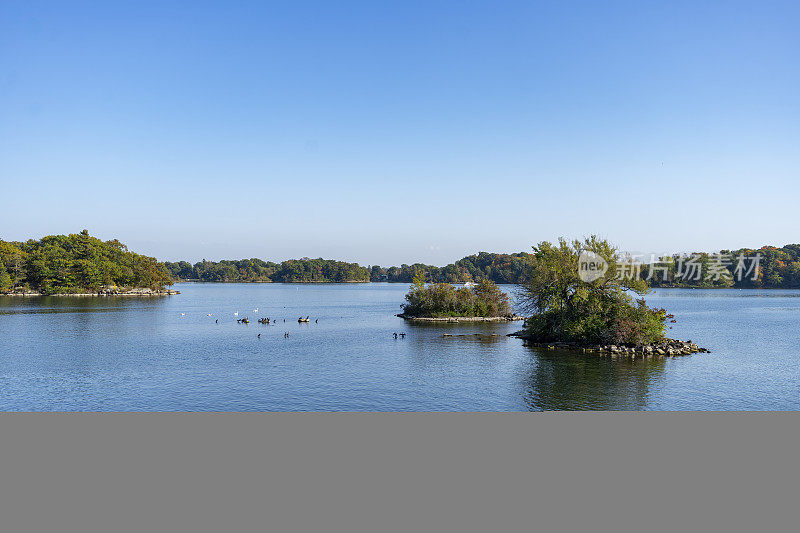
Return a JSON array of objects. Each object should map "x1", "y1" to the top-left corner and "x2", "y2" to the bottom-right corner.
[
  {"x1": 507, "y1": 333, "x2": 709, "y2": 356},
  {"x1": 1, "y1": 287, "x2": 180, "y2": 297},
  {"x1": 397, "y1": 314, "x2": 525, "y2": 323}
]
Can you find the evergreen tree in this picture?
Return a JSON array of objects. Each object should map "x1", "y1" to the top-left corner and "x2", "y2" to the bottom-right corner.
[{"x1": 0, "y1": 264, "x2": 12, "y2": 290}]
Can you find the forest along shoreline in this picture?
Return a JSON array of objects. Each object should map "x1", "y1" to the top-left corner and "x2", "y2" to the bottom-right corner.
[
  {"x1": 4, "y1": 231, "x2": 800, "y2": 291},
  {"x1": 163, "y1": 245, "x2": 800, "y2": 288}
]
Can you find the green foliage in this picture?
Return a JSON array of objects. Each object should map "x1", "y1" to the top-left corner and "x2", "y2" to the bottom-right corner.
[
  {"x1": 365, "y1": 245, "x2": 800, "y2": 288},
  {"x1": 370, "y1": 265, "x2": 386, "y2": 281},
  {"x1": 164, "y1": 257, "x2": 369, "y2": 283},
  {"x1": 607, "y1": 299, "x2": 670, "y2": 345},
  {"x1": 643, "y1": 244, "x2": 800, "y2": 289},
  {"x1": 0, "y1": 232, "x2": 172, "y2": 294},
  {"x1": 276, "y1": 258, "x2": 369, "y2": 283},
  {"x1": 411, "y1": 268, "x2": 426, "y2": 289},
  {"x1": 0, "y1": 263, "x2": 11, "y2": 290},
  {"x1": 401, "y1": 278, "x2": 512, "y2": 318},
  {"x1": 126, "y1": 242, "x2": 800, "y2": 290},
  {"x1": 519, "y1": 236, "x2": 666, "y2": 345},
  {"x1": 368, "y1": 252, "x2": 536, "y2": 284}
]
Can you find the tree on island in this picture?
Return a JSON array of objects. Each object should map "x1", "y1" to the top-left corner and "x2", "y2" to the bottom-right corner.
[
  {"x1": 401, "y1": 270, "x2": 513, "y2": 318},
  {"x1": 518, "y1": 236, "x2": 669, "y2": 345}
]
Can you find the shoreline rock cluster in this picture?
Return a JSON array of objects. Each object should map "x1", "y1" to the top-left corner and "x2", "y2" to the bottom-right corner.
[
  {"x1": 1, "y1": 287, "x2": 180, "y2": 297},
  {"x1": 397, "y1": 314, "x2": 525, "y2": 323},
  {"x1": 508, "y1": 333, "x2": 709, "y2": 356}
]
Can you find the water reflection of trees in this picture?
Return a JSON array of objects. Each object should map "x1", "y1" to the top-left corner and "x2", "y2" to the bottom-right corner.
[
  {"x1": 520, "y1": 348, "x2": 667, "y2": 411},
  {"x1": 0, "y1": 295, "x2": 160, "y2": 351}
]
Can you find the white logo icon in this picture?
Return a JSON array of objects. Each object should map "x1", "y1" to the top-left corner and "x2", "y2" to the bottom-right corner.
[{"x1": 578, "y1": 251, "x2": 608, "y2": 282}]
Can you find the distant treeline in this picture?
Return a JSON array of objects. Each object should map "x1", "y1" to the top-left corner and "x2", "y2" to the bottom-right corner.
[
  {"x1": 642, "y1": 245, "x2": 800, "y2": 289},
  {"x1": 371, "y1": 252, "x2": 536, "y2": 284},
  {"x1": 164, "y1": 252, "x2": 538, "y2": 284},
  {"x1": 165, "y1": 257, "x2": 370, "y2": 283},
  {"x1": 166, "y1": 245, "x2": 800, "y2": 289},
  {"x1": 0, "y1": 231, "x2": 172, "y2": 294},
  {"x1": 5, "y1": 232, "x2": 799, "y2": 293}
]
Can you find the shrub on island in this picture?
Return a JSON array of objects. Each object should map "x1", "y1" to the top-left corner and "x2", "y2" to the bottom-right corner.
[{"x1": 400, "y1": 273, "x2": 513, "y2": 318}]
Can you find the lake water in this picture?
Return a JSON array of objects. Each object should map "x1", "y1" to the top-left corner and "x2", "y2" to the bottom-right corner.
[{"x1": 1, "y1": 284, "x2": 798, "y2": 411}]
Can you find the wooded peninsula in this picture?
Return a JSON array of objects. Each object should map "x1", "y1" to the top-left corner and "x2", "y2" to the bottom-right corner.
[{"x1": 0, "y1": 231, "x2": 173, "y2": 295}]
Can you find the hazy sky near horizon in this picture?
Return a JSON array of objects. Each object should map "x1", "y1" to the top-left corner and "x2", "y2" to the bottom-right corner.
[{"x1": 1, "y1": 1, "x2": 798, "y2": 265}]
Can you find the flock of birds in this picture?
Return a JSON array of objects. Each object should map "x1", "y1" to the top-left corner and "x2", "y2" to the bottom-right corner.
[{"x1": 178, "y1": 309, "x2": 407, "y2": 340}]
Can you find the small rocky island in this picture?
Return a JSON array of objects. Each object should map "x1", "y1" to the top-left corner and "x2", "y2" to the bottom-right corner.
[
  {"x1": 398, "y1": 276, "x2": 518, "y2": 321},
  {"x1": 509, "y1": 236, "x2": 709, "y2": 357}
]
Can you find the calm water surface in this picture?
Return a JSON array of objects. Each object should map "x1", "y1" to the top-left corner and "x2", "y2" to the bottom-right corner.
[{"x1": 1, "y1": 284, "x2": 798, "y2": 411}]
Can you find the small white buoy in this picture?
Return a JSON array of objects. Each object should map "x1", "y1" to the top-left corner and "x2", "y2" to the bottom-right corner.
[{"x1": 254, "y1": 308, "x2": 258, "y2": 313}]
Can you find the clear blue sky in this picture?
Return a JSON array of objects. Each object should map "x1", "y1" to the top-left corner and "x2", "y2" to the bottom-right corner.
[{"x1": 1, "y1": 1, "x2": 798, "y2": 265}]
